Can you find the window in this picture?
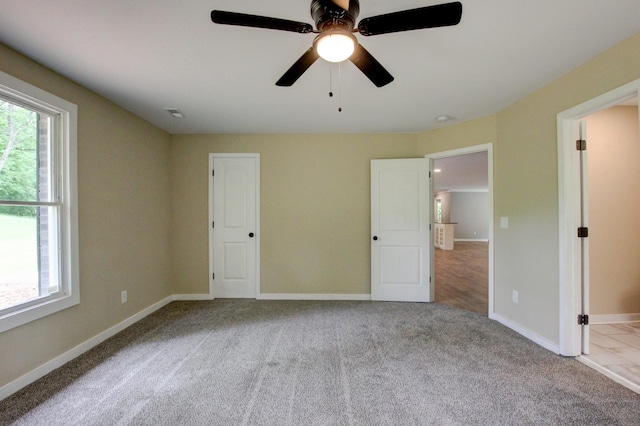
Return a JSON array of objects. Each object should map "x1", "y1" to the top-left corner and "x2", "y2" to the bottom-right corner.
[
  {"x1": 0, "y1": 71, "x2": 78, "y2": 333},
  {"x1": 435, "y1": 198, "x2": 442, "y2": 223}
]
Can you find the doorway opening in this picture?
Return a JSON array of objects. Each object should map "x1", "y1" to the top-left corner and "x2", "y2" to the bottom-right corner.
[
  {"x1": 581, "y1": 99, "x2": 640, "y2": 391},
  {"x1": 557, "y1": 79, "x2": 640, "y2": 393},
  {"x1": 426, "y1": 144, "x2": 494, "y2": 317}
]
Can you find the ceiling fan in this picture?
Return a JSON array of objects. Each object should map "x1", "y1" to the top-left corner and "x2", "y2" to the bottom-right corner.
[{"x1": 211, "y1": 0, "x2": 462, "y2": 88}]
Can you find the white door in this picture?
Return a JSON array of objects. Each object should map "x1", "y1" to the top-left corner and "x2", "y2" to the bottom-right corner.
[
  {"x1": 371, "y1": 159, "x2": 431, "y2": 302},
  {"x1": 211, "y1": 155, "x2": 259, "y2": 298}
]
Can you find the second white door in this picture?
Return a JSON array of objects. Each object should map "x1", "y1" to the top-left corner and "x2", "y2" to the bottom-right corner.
[{"x1": 212, "y1": 155, "x2": 259, "y2": 298}]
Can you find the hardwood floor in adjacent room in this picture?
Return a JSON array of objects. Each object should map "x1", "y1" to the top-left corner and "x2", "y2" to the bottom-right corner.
[{"x1": 435, "y1": 241, "x2": 488, "y2": 315}]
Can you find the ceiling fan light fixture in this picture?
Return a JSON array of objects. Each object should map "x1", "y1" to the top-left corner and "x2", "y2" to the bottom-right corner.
[
  {"x1": 314, "y1": 30, "x2": 357, "y2": 63},
  {"x1": 212, "y1": 1, "x2": 463, "y2": 87}
]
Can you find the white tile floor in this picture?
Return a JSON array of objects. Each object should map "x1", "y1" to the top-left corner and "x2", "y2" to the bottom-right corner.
[{"x1": 585, "y1": 322, "x2": 640, "y2": 388}]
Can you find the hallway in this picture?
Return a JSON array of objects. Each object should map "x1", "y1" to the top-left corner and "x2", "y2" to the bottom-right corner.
[{"x1": 434, "y1": 241, "x2": 488, "y2": 315}]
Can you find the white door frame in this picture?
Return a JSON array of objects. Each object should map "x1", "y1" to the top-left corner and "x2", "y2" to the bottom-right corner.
[
  {"x1": 557, "y1": 79, "x2": 640, "y2": 356},
  {"x1": 208, "y1": 153, "x2": 261, "y2": 299},
  {"x1": 425, "y1": 143, "x2": 495, "y2": 317}
]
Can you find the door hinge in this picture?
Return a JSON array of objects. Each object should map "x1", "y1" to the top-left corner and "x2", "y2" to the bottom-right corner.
[
  {"x1": 578, "y1": 314, "x2": 589, "y2": 325},
  {"x1": 212, "y1": 221, "x2": 214, "y2": 228},
  {"x1": 212, "y1": 169, "x2": 215, "y2": 176},
  {"x1": 429, "y1": 224, "x2": 432, "y2": 231},
  {"x1": 212, "y1": 273, "x2": 215, "y2": 280},
  {"x1": 576, "y1": 139, "x2": 587, "y2": 151},
  {"x1": 429, "y1": 276, "x2": 432, "y2": 283},
  {"x1": 429, "y1": 171, "x2": 431, "y2": 178},
  {"x1": 577, "y1": 227, "x2": 589, "y2": 238}
]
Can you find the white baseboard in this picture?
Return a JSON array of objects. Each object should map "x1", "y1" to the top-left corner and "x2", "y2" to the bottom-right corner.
[
  {"x1": 590, "y1": 313, "x2": 640, "y2": 324},
  {"x1": 454, "y1": 239, "x2": 489, "y2": 242},
  {"x1": 490, "y1": 313, "x2": 560, "y2": 354},
  {"x1": 0, "y1": 295, "x2": 174, "y2": 402},
  {"x1": 577, "y1": 356, "x2": 640, "y2": 394},
  {"x1": 1, "y1": 292, "x2": 376, "y2": 401},
  {"x1": 173, "y1": 294, "x2": 213, "y2": 301},
  {"x1": 258, "y1": 293, "x2": 372, "y2": 301},
  {"x1": 1, "y1": 293, "x2": 565, "y2": 402}
]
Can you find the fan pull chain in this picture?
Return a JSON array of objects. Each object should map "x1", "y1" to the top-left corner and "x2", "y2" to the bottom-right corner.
[
  {"x1": 338, "y1": 62, "x2": 343, "y2": 112},
  {"x1": 327, "y1": 63, "x2": 343, "y2": 112},
  {"x1": 328, "y1": 62, "x2": 334, "y2": 98}
]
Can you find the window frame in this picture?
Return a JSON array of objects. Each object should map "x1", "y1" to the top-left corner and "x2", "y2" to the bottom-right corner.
[{"x1": 0, "y1": 71, "x2": 79, "y2": 333}]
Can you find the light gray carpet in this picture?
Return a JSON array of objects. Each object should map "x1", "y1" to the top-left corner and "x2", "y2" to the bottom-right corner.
[{"x1": 1, "y1": 300, "x2": 639, "y2": 425}]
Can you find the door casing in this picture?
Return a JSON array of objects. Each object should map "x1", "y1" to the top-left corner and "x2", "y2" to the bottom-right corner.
[
  {"x1": 556, "y1": 78, "x2": 640, "y2": 356},
  {"x1": 425, "y1": 144, "x2": 494, "y2": 317}
]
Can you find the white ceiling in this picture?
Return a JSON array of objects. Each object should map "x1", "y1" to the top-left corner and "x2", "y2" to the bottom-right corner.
[
  {"x1": 1, "y1": 1, "x2": 640, "y2": 135},
  {"x1": 434, "y1": 151, "x2": 487, "y2": 192}
]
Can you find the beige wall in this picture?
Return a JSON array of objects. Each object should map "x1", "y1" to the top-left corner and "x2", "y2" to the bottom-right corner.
[
  {"x1": 3, "y1": 27, "x2": 640, "y2": 394},
  {"x1": 0, "y1": 45, "x2": 172, "y2": 388},
  {"x1": 586, "y1": 106, "x2": 640, "y2": 315},
  {"x1": 417, "y1": 115, "x2": 497, "y2": 154},
  {"x1": 492, "y1": 32, "x2": 640, "y2": 343},
  {"x1": 170, "y1": 134, "x2": 416, "y2": 295},
  {"x1": 415, "y1": 33, "x2": 640, "y2": 345}
]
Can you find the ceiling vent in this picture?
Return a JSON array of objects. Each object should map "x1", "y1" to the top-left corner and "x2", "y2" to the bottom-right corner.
[{"x1": 165, "y1": 108, "x2": 185, "y2": 118}]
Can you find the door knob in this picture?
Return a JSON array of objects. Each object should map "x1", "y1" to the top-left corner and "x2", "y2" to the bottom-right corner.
[
  {"x1": 373, "y1": 236, "x2": 378, "y2": 241},
  {"x1": 249, "y1": 232, "x2": 254, "y2": 238}
]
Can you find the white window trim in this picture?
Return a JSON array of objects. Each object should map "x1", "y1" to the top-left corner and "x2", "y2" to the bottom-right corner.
[{"x1": 0, "y1": 71, "x2": 79, "y2": 333}]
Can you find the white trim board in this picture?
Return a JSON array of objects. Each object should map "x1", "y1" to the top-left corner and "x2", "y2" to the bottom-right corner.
[
  {"x1": 557, "y1": 78, "x2": 640, "y2": 356},
  {"x1": 0, "y1": 295, "x2": 175, "y2": 401},
  {"x1": 590, "y1": 313, "x2": 640, "y2": 324},
  {"x1": 2, "y1": 291, "x2": 568, "y2": 402},
  {"x1": 0, "y1": 292, "x2": 374, "y2": 400},
  {"x1": 0, "y1": 294, "x2": 211, "y2": 401},
  {"x1": 577, "y1": 356, "x2": 640, "y2": 394},
  {"x1": 426, "y1": 143, "x2": 495, "y2": 317},
  {"x1": 173, "y1": 294, "x2": 213, "y2": 301},
  {"x1": 448, "y1": 189, "x2": 489, "y2": 193},
  {"x1": 491, "y1": 313, "x2": 560, "y2": 354},
  {"x1": 258, "y1": 293, "x2": 372, "y2": 301}
]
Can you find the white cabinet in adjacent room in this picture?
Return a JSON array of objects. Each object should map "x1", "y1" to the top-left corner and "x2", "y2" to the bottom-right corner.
[{"x1": 434, "y1": 223, "x2": 455, "y2": 250}]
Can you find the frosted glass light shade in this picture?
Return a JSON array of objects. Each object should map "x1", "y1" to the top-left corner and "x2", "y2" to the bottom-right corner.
[{"x1": 315, "y1": 31, "x2": 356, "y2": 63}]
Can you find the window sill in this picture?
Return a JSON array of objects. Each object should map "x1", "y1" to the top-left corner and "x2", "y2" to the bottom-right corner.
[{"x1": 0, "y1": 292, "x2": 79, "y2": 334}]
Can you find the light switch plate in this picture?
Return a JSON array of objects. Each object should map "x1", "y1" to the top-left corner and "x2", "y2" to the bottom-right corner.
[{"x1": 500, "y1": 217, "x2": 509, "y2": 229}]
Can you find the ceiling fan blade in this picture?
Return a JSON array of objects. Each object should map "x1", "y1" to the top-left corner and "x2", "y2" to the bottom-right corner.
[
  {"x1": 211, "y1": 10, "x2": 313, "y2": 34},
  {"x1": 358, "y1": 1, "x2": 462, "y2": 36},
  {"x1": 349, "y1": 44, "x2": 394, "y2": 87},
  {"x1": 276, "y1": 48, "x2": 321, "y2": 87}
]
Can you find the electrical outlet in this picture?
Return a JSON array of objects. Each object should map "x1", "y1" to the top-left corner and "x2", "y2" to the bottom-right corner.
[
  {"x1": 121, "y1": 290, "x2": 128, "y2": 304},
  {"x1": 512, "y1": 290, "x2": 519, "y2": 304}
]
